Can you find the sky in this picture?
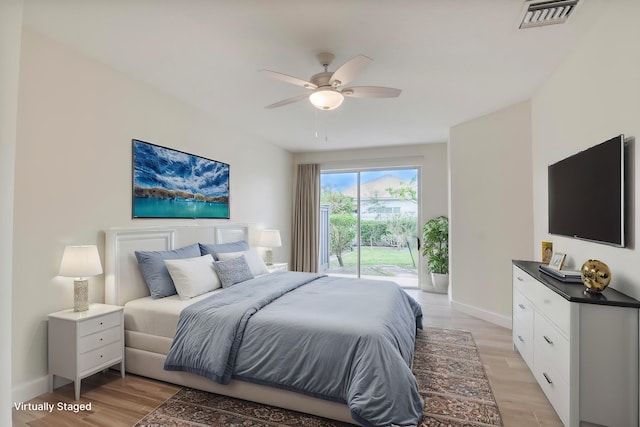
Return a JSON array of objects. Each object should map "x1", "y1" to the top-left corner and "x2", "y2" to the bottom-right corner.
[{"x1": 321, "y1": 169, "x2": 417, "y2": 191}]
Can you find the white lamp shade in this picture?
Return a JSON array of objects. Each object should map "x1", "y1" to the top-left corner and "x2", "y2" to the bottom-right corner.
[
  {"x1": 259, "y1": 229, "x2": 282, "y2": 248},
  {"x1": 59, "y1": 245, "x2": 103, "y2": 278},
  {"x1": 309, "y1": 88, "x2": 344, "y2": 110}
]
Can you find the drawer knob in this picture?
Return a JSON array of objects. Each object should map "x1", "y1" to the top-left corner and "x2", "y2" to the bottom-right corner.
[
  {"x1": 99, "y1": 322, "x2": 103, "y2": 326},
  {"x1": 543, "y1": 372, "x2": 553, "y2": 384},
  {"x1": 517, "y1": 335, "x2": 525, "y2": 342},
  {"x1": 517, "y1": 277, "x2": 524, "y2": 282},
  {"x1": 518, "y1": 303, "x2": 526, "y2": 310},
  {"x1": 543, "y1": 335, "x2": 553, "y2": 345}
]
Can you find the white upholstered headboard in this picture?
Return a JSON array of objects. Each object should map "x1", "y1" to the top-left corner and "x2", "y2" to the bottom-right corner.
[{"x1": 104, "y1": 224, "x2": 252, "y2": 306}]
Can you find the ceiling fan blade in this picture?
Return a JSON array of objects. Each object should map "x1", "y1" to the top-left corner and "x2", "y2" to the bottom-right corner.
[
  {"x1": 330, "y1": 55, "x2": 372, "y2": 87},
  {"x1": 341, "y1": 86, "x2": 402, "y2": 98},
  {"x1": 265, "y1": 93, "x2": 310, "y2": 109},
  {"x1": 260, "y1": 70, "x2": 317, "y2": 89}
]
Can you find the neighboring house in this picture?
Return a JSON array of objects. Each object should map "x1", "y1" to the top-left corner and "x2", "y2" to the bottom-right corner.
[{"x1": 341, "y1": 175, "x2": 417, "y2": 220}]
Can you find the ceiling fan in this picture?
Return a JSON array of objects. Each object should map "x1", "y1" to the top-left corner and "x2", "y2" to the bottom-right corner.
[{"x1": 261, "y1": 52, "x2": 401, "y2": 111}]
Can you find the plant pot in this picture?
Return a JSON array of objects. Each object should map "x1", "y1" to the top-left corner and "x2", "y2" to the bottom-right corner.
[{"x1": 430, "y1": 272, "x2": 449, "y2": 293}]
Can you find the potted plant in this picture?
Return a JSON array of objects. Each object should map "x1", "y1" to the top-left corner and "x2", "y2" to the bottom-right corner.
[{"x1": 422, "y1": 216, "x2": 449, "y2": 292}]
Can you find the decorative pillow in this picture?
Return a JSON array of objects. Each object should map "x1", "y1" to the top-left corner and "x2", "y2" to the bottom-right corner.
[
  {"x1": 135, "y1": 243, "x2": 201, "y2": 299},
  {"x1": 199, "y1": 241, "x2": 250, "y2": 260},
  {"x1": 212, "y1": 256, "x2": 254, "y2": 288},
  {"x1": 216, "y1": 249, "x2": 269, "y2": 277},
  {"x1": 164, "y1": 254, "x2": 221, "y2": 300}
]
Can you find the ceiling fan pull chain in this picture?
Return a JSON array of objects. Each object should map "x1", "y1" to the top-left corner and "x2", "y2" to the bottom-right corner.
[{"x1": 325, "y1": 115, "x2": 328, "y2": 143}]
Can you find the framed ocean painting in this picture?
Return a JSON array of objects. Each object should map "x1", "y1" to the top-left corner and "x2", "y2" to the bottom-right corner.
[{"x1": 132, "y1": 139, "x2": 230, "y2": 219}]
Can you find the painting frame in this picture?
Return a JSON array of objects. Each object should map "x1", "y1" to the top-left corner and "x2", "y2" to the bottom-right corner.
[
  {"x1": 132, "y1": 139, "x2": 230, "y2": 219},
  {"x1": 548, "y1": 252, "x2": 566, "y2": 271}
]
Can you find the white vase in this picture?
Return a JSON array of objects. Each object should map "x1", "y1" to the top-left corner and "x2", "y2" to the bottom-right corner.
[{"x1": 431, "y1": 272, "x2": 449, "y2": 293}]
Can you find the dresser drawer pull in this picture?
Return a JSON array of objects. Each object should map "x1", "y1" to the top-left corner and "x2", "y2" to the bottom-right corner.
[
  {"x1": 543, "y1": 335, "x2": 553, "y2": 345},
  {"x1": 517, "y1": 276, "x2": 524, "y2": 282},
  {"x1": 518, "y1": 303, "x2": 526, "y2": 310},
  {"x1": 543, "y1": 372, "x2": 553, "y2": 384},
  {"x1": 517, "y1": 335, "x2": 525, "y2": 342}
]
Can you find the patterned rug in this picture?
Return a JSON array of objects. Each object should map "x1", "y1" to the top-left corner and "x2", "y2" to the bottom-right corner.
[{"x1": 135, "y1": 327, "x2": 503, "y2": 427}]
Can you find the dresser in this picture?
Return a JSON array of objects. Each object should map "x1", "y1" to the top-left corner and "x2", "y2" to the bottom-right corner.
[
  {"x1": 48, "y1": 303, "x2": 125, "y2": 400},
  {"x1": 513, "y1": 261, "x2": 639, "y2": 427}
]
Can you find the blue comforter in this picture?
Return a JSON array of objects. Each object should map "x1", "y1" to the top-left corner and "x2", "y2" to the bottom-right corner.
[{"x1": 164, "y1": 271, "x2": 423, "y2": 427}]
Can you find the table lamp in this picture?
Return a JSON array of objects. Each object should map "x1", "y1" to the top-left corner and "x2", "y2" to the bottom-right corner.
[
  {"x1": 59, "y1": 245, "x2": 103, "y2": 312},
  {"x1": 259, "y1": 229, "x2": 282, "y2": 265}
]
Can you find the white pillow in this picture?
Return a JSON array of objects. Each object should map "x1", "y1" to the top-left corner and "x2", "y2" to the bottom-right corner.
[
  {"x1": 216, "y1": 249, "x2": 269, "y2": 277},
  {"x1": 164, "y1": 254, "x2": 221, "y2": 300}
]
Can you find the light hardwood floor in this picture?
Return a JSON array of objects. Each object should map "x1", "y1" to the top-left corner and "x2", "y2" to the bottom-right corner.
[{"x1": 13, "y1": 291, "x2": 562, "y2": 427}]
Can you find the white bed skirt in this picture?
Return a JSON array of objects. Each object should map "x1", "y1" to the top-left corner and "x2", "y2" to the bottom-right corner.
[{"x1": 125, "y1": 346, "x2": 359, "y2": 425}]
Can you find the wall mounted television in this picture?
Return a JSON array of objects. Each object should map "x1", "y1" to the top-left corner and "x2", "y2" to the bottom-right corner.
[{"x1": 548, "y1": 134, "x2": 625, "y2": 247}]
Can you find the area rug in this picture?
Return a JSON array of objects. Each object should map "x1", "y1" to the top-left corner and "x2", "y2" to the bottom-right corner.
[{"x1": 135, "y1": 327, "x2": 503, "y2": 427}]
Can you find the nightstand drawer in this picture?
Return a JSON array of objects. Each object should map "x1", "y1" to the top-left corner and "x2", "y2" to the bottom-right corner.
[
  {"x1": 267, "y1": 262, "x2": 288, "y2": 273},
  {"x1": 77, "y1": 311, "x2": 121, "y2": 337},
  {"x1": 78, "y1": 326, "x2": 121, "y2": 353},
  {"x1": 78, "y1": 341, "x2": 122, "y2": 374}
]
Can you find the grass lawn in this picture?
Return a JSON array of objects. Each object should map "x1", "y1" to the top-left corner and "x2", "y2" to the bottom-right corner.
[{"x1": 331, "y1": 246, "x2": 420, "y2": 270}]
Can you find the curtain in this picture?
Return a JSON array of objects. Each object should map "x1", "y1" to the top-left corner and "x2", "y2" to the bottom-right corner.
[{"x1": 292, "y1": 163, "x2": 320, "y2": 272}]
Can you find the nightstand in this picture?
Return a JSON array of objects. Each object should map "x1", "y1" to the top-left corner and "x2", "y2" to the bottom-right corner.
[
  {"x1": 266, "y1": 262, "x2": 288, "y2": 273},
  {"x1": 48, "y1": 303, "x2": 124, "y2": 400}
]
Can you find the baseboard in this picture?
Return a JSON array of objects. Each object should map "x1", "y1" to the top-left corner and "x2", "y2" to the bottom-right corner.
[
  {"x1": 450, "y1": 300, "x2": 512, "y2": 329},
  {"x1": 12, "y1": 376, "x2": 48, "y2": 404},
  {"x1": 12, "y1": 375, "x2": 70, "y2": 404}
]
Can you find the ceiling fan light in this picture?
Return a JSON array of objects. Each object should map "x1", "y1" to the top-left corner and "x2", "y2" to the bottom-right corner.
[{"x1": 309, "y1": 89, "x2": 344, "y2": 110}]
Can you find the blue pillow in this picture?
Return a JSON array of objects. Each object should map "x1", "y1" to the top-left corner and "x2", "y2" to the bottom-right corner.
[
  {"x1": 212, "y1": 256, "x2": 254, "y2": 288},
  {"x1": 135, "y1": 243, "x2": 201, "y2": 299},
  {"x1": 199, "y1": 241, "x2": 249, "y2": 260}
]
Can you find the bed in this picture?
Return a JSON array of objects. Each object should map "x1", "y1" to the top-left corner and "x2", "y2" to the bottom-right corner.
[{"x1": 104, "y1": 224, "x2": 423, "y2": 427}]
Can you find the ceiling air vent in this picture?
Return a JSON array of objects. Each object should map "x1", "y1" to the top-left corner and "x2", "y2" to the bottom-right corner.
[{"x1": 519, "y1": 0, "x2": 579, "y2": 29}]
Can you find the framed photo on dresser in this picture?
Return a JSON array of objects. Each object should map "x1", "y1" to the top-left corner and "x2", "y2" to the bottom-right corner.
[{"x1": 548, "y1": 252, "x2": 566, "y2": 270}]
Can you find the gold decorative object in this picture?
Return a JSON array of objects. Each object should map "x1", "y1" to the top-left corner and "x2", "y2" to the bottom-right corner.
[{"x1": 580, "y1": 259, "x2": 611, "y2": 293}]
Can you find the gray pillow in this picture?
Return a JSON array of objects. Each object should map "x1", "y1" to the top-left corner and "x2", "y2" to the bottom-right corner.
[
  {"x1": 135, "y1": 243, "x2": 201, "y2": 299},
  {"x1": 199, "y1": 241, "x2": 249, "y2": 260},
  {"x1": 212, "y1": 256, "x2": 254, "y2": 288}
]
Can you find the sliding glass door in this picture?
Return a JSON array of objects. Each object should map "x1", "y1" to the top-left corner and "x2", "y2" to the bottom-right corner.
[{"x1": 320, "y1": 168, "x2": 419, "y2": 288}]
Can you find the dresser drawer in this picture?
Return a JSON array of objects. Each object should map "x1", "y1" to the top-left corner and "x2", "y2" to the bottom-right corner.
[
  {"x1": 78, "y1": 341, "x2": 122, "y2": 374},
  {"x1": 514, "y1": 267, "x2": 570, "y2": 336},
  {"x1": 77, "y1": 311, "x2": 121, "y2": 337},
  {"x1": 513, "y1": 318, "x2": 534, "y2": 369},
  {"x1": 530, "y1": 283, "x2": 571, "y2": 336},
  {"x1": 534, "y1": 361, "x2": 570, "y2": 427},
  {"x1": 78, "y1": 325, "x2": 121, "y2": 353},
  {"x1": 513, "y1": 290, "x2": 534, "y2": 324},
  {"x1": 534, "y1": 314, "x2": 570, "y2": 383}
]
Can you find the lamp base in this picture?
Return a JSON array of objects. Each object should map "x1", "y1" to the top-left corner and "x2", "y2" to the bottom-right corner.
[
  {"x1": 265, "y1": 248, "x2": 273, "y2": 266},
  {"x1": 74, "y1": 279, "x2": 89, "y2": 312}
]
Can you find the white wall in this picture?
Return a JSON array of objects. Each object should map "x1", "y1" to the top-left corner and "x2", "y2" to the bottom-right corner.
[
  {"x1": 449, "y1": 101, "x2": 533, "y2": 327},
  {"x1": 532, "y1": 1, "x2": 640, "y2": 300},
  {"x1": 293, "y1": 143, "x2": 448, "y2": 290},
  {"x1": 12, "y1": 29, "x2": 293, "y2": 401},
  {"x1": 1, "y1": 0, "x2": 23, "y2": 421}
]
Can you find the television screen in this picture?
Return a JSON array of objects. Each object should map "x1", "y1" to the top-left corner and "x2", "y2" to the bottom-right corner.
[{"x1": 548, "y1": 135, "x2": 625, "y2": 247}]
